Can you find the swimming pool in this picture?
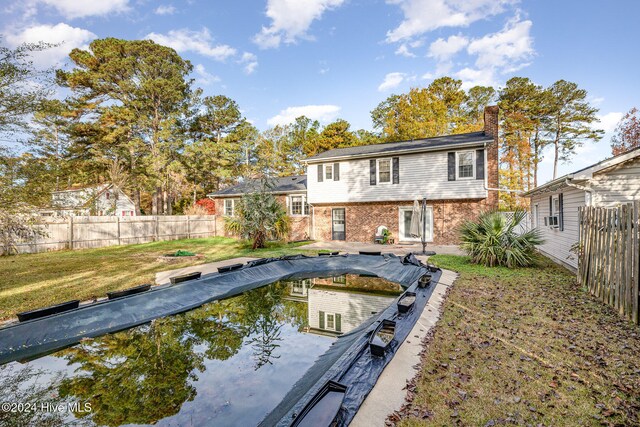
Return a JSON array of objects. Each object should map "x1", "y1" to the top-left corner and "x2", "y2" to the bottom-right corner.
[{"x1": 0, "y1": 275, "x2": 404, "y2": 427}]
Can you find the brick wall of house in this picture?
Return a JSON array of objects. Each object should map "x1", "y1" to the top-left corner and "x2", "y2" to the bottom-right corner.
[
  {"x1": 210, "y1": 195, "x2": 309, "y2": 241},
  {"x1": 312, "y1": 198, "x2": 492, "y2": 245}
]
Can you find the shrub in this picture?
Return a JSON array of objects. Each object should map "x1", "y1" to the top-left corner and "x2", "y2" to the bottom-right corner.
[
  {"x1": 224, "y1": 179, "x2": 290, "y2": 249},
  {"x1": 459, "y1": 210, "x2": 543, "y2": 268},
  {"x1": 195, "y1": 198, "x2": 216, "y2": 214}
]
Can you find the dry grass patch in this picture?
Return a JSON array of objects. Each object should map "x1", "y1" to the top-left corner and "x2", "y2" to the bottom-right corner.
[
  {"x1": 393, "y1": 255, "x2": 640, "y2": 426},
  {"x1": 0, "y1": 237, "x2": 313, "y2": 320}
]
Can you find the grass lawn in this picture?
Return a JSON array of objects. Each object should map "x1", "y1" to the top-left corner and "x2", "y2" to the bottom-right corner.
[
  {"x1": 0, "y1": 237, "x2": 314, "y2": 321},
  {"x1": 393, "y1": 255, "x2": 640, "y2": 426}
]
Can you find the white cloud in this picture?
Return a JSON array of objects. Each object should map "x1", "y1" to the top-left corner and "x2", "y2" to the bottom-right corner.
[
  {"x1": 378, "y1": 72, "x2": 406, "y2": 92},
  {"x1": 239, "y1": 52, "x2": 258, "y2": 74},
  {"x1": 194, "y1": 64, "x2": 220, "y2": 85},
  {"x1": 597, "y1": 112, "x2": 624, "y2": 134},
  {"x1": 146, "y1": 28, "x2": 236, "y2": 61},
  {"x1": 428, "y1": 34, "x2": 468, "y2": 61},
  {"x1": 267, "y1": 104, "x2": 341, "y2": 126},
  {"x1": 395, "y1": 44, "x2": 416, "y2": 57},
  {"x1": 466, "y1": 17, "x2": 533, "y2": 70},
  {"x1": 253, "y1": 0, "x2": 345, "y2": 49},
  {"x1": 454, "y1": 67, "x2": 496, "y2": 88},
  {"x1": 37, "y1": 0, "x2": 129, "y2": 19},
  {"x1": 155, "y1": 5, "x2": 176, "y2": 15},
  {"x1": 4, "y1": 23, "x2": 96, "y2": 68},
  {"x1": 386, "y1": 0, "x2": 516, "y2": 42}
]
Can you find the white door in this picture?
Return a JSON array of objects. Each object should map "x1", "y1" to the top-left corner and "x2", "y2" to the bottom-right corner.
[{"x1": 398, "y1": 206, "x2": 433, "y2": 242}]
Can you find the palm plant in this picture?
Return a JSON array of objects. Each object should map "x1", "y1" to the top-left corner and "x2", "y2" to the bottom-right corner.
[
  {"x1": 224, "y1": 178, "x2": 291, "y2": 249},
  {"x1": 459, "y1": 210, "x2": 543, "y2": 268}
]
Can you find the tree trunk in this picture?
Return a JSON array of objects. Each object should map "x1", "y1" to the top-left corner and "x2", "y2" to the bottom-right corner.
[
  {"x1": 134, "y1": 189, "x2": 141, "y2": 215},
  {"x1": 553, "y1": 137, "x2": 559, "y2": 180}
]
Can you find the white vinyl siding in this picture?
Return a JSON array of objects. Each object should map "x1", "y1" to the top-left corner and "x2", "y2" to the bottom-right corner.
[
  {"x1": 588, "y1": 157, "x2": 640, "y2": 207},
  {"x1": 531, "y1": 187, "x2": 584, "y2": 270},
  {"x1": 307, "y1": 149, "x2": 486, "y2": 204}
]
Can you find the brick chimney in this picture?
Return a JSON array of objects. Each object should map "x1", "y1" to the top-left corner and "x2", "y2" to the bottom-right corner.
[
  {"x1": 483, "y1": 105, "x2": 499, "y2": 138},
  {"x1": 483, "y1": 105, "x2": 499, "y2": 209}
]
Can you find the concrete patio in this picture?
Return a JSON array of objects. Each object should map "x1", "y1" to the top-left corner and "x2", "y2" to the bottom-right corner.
[{"x1": 297, "y1": 240, "x2": 464, "y2": 256}]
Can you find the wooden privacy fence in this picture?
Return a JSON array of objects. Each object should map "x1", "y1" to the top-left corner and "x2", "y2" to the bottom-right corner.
[
  {"x1": 578, "y1": 202, "x2": 640, "y2": 324},
  {"x1": 12, "y1": 215, "x2": 221, "y2": 254}
]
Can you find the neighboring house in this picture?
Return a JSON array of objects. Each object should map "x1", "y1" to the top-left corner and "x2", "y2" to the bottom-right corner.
[
  {"x1": 523, "y1": 147, "x2": 640, "y2": 271},
  {"x1": 304, "y1": 106, "x2": 500, "y2": 244},
  {"x1": 207, "y1": 175, "x2": 309, "y2": 241},
  {"x1": 41, "y1": 184, "x2": 137, "y2": 217}
]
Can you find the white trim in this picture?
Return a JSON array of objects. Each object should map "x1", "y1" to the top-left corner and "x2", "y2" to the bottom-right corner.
[
  {"x1": 224, "y1": 199, "x2": 236, "y2": 217},
  {"x1": 289, "y1": 195, "x2": 309, "y2": 216},
  {"x1": 456, "y1": 150, "x2": 475, "y2": 180},
  {"x1": 398, "y1": 205, "x2": 433, "y2": 243}
]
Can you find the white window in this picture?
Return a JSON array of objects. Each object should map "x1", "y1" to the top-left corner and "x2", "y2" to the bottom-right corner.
[
  {"x1": 224, "y1": 199, "x2": 235, "y2": 216},
  {"x1": 290, "y1": 195, "x2": 309, "y2": 216},
  {"x1": 326, "y1": 313, "x2": 336, "y2": 330},
  {"x1": 378, "y1": 159, "x2": 391, "y2": 183},
  {"x1": 456, "y1": 151, "x2": 475, "y2": 179},
  {"x1": 325, "y1": 164, "x2": 333, "y2": 180},
  {"x1": 552, "y1": 195, "x2": 560, "y2": 216}
]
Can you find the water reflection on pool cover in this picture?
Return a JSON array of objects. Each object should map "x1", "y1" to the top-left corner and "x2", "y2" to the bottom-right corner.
[{"x1": 0, "y1": 275, "x2": 403, "y2": 427}]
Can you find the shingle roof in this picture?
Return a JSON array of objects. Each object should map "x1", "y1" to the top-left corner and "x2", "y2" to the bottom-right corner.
[
  {"x1": 207, "y1": 175, "x2": 307, "y2": 197},
  {"x1": 304, "y1": 131, "x2": 493, "y2": 162}
]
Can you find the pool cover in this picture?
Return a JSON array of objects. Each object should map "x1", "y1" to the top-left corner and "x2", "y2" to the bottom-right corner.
[{"x1": 0, "y1": 253, "x2": 440, "y2": 426}]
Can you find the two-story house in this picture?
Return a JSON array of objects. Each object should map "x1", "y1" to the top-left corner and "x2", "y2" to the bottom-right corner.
[
  {"x1": 41, "y1": 184, "x2": 137, "y2": 217},
  {"x1": 209, "y1": 106, "x2": 499, "y2": 244},
  {"x1": 304, "y1": 106, "x2": 499, "y2": 244}
]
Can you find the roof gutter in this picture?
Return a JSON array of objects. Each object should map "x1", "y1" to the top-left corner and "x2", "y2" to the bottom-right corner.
[{"x1": 303, "y1": 141, "x2": 487, "y2": 164}]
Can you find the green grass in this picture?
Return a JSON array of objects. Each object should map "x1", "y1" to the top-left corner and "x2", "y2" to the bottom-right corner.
[
  {"x1": 0, "y1": 237, "x2": 314, "y2": 320},
  {"x1": 392, "y1": 254, "x2": 640, "y2": 426}
]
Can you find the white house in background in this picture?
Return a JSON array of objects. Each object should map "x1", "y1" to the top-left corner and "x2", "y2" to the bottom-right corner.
[
  {"x1": 523, "y1": 147, "x2": 640, "y2": 271},
  {"x1": 41, "y1": 184, "x2": 136, "y2": 217}
]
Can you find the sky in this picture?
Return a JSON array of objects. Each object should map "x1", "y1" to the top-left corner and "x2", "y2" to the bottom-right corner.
[{"x1": 1, "y1": 0, "x2": 639, "y2": 185}]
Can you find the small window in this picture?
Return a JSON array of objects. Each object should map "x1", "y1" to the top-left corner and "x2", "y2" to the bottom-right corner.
[
  {"x1": 326, "y1": 313, "x2": 335, "y2": 330},
  {"x1": 290, "y1": 195, "x2": 308, "y2": 215},
  {"x1": 457, "y1": 151, "x2": 474, "y2": 179},
  {"x1": 552, "y1": 195, "x2": 560, "y2": 216},
  {"x1": 224, "y1": 199, "x2": 235, "y2": 216},
  {"x1": 332, "y1": 275, "x2": 347, "y2": 284},
  {"x1": 378, "y1": 159, "x2": 391, "y2": 183},
  {"x1": 325, "y1": 164, "x2": 333, "y2": 180}
]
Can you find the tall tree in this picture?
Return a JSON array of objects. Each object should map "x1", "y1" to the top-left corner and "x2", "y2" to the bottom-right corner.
[
  {"x1": 0, "y1": 38, "x2": 52, "y2": 139},
  {"x1": 546, "y1": 80, "x2": 603, "y2": 179},
  {"x1": 465, "y1": 85, "x2": 496, "y2": 128},
  {"x1": 198, "y1": 95, "x2": 242, "y2": 143},
  {"x1": 58, "y1": 38, "x2": 194, "y2": 214},
  {"x1": 27, "y1": 99, "x2": 73, "y2": 191},
  {"x1": 611, "y1": 107, "x2": 640, "y2": 155}
]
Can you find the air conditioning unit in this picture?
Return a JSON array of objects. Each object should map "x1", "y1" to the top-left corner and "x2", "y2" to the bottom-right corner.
[{"x1": 544, "y1": 216, "x2": 559, "y2": 228}]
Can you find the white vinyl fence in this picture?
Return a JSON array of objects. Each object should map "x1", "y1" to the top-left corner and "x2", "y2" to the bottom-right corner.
[
  {"x1": 11, "y1": 215, "x2": 220, "y2": 254},
  {"x1": 499, "y1": 211, "x2": 531, "y2": 235}
]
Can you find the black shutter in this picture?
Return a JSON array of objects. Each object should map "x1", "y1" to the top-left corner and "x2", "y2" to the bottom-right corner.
[
  {"x1": 549, "y1": 196, "x2": 552, "y2": 217},
  {"x1": 335, "y1": 313, "x2": 341, "y2": 332},
  {"x1": 334, "y1": 163, "x2": 340, "y2": 181},
  {"x1": 559, "y1": 193, "x2": 564, "y2": 231},
  {"x1": 319, "y1": 311, "x2": 325, "y2": 329},
  {"x1": 317, "y1": 164, "x2": 323, "y2": 182},
  {"x1": 392, "y1": 157, "x2": 400, "y2": 184},
  {"x1": 447, "y1": 152, "x2": 456, "y2": 181},
  {"x1": 476, "y1": 149, "x2": 484, "y2": 180},
  {"x1": 370, "y1": 159, "x2": 376, "y2": 185}
]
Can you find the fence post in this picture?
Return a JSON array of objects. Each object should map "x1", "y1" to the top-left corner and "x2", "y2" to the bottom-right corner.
[
  {"x1": 633, "y1": 201, "x2": 639, "y2": 324},
  {"x1": 116, "y1": 216, "x2": 121, "y2": 245},
  {"x1": 155, "y1": 215, "x2": 159, "y2": 241},
  {"x1": 187, "y1": 216, "x2": 191, "y2": 239},
  {"x1": 67, "y1": 216, "x2": 74, "y2": 250}
]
